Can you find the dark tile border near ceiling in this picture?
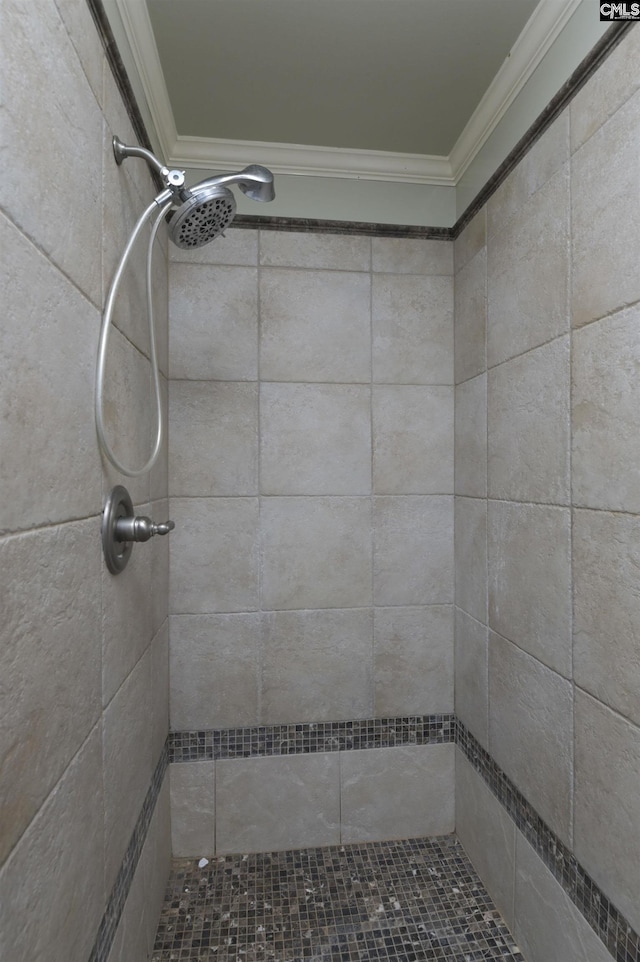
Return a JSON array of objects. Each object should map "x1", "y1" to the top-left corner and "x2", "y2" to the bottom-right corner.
[{"x1": 86, "y1": 0, "x2": 633, "y2": 240}]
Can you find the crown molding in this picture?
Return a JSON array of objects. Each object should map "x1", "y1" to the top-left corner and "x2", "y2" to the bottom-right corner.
[{"x1": 115, "y1": 0, "x2": 580, "y2": 187}]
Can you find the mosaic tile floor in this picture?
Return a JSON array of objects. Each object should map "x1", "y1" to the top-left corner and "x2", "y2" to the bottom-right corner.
[{"x1": 152, "y1": 835, "x2": 526, "y2": 962}]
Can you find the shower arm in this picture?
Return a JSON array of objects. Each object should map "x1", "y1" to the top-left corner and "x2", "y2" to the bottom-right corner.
[{"x1": 112, "y1": 136, "x2": 186, "y2": 195}]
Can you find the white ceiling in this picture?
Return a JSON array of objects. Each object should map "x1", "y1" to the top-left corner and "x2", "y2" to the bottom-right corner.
[{"x1": 114, "y1": 0, "x2": 583, "y2": 185}]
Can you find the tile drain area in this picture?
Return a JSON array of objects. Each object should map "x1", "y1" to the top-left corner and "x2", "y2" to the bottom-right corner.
[{"x1": 152, "y1": 835, "x2": 525, "y2": 962}]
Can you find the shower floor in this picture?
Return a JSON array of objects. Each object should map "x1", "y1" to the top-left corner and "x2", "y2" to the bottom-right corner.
[{"x1": 151, "y1": 835, "x2": 526, "y2": 962}]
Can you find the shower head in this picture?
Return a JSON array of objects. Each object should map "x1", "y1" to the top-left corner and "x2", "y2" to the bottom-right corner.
[{"x1": 112, "y1": 137, "x2": 275, "y2": 248}]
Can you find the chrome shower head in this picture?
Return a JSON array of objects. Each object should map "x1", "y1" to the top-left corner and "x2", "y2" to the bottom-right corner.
[{"x1": 112, "y1": 137, "x2": 275, "y2": 249}]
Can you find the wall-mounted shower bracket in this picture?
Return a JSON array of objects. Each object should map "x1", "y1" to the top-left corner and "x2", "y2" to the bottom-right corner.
[{"x1": 102, "y1": 485, "x2": 175, "y2": 575}]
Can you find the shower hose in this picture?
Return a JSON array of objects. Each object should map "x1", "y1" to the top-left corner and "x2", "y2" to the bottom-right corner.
[{"x1": 95, "y1": 196, "x2": 172, "y2": 477}]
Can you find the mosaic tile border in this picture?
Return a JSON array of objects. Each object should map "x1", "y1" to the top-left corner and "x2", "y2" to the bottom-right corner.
[
  {"x1": 457, "y1": 720, "x2": 640, "y2": 962},
  {"x1": 88, "y1": 0, "x2": 633, "y2": 240},
  {"x1": 88, "y1": 744, "x2": 168, "y2": 962},
  {"x1": 168, "y1": 714, "x2": 456, "y2": 763}
]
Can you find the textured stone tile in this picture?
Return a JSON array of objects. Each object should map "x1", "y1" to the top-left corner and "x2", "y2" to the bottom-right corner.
[
  {"x1": 572, "y1": 304, "x2": 640, "y2": 512},
  {"x1": 261, "y1": 383, "x2": 371, "y2": 495},
  {"x1": 150, "y1": 496, "x2": 171, "y2": 637},
  {"x1": 374, "y1": 606, "x2": 453, "y2": 716},
  {"x1": 169, "y1": 264, "x2": 258, "y2": 379},
  {"x1": 341, "y1": 744, "x2": 454, "y2": 843},
  {"x1": 514, "y1": 831, "x2": 613, "y2": 962},
  {"x1": 261, "y1": 231, "x2": 370, "y2": 270},
  {"x1": 170, "y1": 762, "x2": 215, "y2": 858},
  {"x1": 489, "y1": 631, "x2": 573, "y2": 845},
  {"x1": 260, "y1": 269, "x2": 371, "y2": 382},
  {"x1": 170, "y1": 614, "x2": 260, "y2": 729},
  {"x1": 487, "y1": 113, "x2": 569, "y2": 237},
  {"x1": 261, "y1": 497, "x2": 372, "y2": 610},
  {"x1": 455, "y1": 373, "x2": 487, "y2": 497},
  {"x1": 170, "y1": 498, "x2": 259, "y2": 613},
  {"x1": 372, "y1": 274, "x2": 453, "y2": 384},
  {"x1": 454, "y1": 247, "x2": 487, "y2": 384},
  {"x1": 488, "y1": 336, "x2": 570, "y2": 504},
  {"x1": 106, "y1": 861, "x2": 147, "y2": 962},
  {"x1": 216, "y1": 753, "x2": 341, "y2": 853},
  {"x1": 373, "y1": 496, "x2": 453, "y2": 606},
  {"x1": 0, "y1": 520, "x2": 101, "y2": 865},
  {"x1": 572, "y1": 88, "x2": 640, "y2": 328},
  {"x1": 0, "y1": 214, "x2": 101, "y2": 533},
  {"x1": 455, "y1": 609, "x2": 488, "y2": 747},
  {"x1": 0, "y1": 727, "x2": 104, "y2": 962},
  {"x1": 574, "y1": 689, "x2": 640, "y2": 935},
  {"x1": 488, "y1": 501, "x2": 571, "y2": 677},
  {"x1": 262, "y1": 609, "x2": 373, "y2": 723},
  {"x1": 454, "y1": 208, "x2": 486, "y2": 274},
  {"x1": 373, "y1": 385, "x2": 453, "y2": 494},
  {"x1": 456, "y1": 750, "x2": 515, "y2": 924},
  {"x1": 455, "y1": 497, "x2": 487, "y2": 624},
  {"x1": 150, "y1": 621, "x2": 169, "y2": 765},
  {"x1": 0, "y1": 0, "x2": 102, "y2": 305},
  {"x1": 372, "y1": 237, "x2": 453, "y2": 275},
  {"x1": 574, "y1": 508, "x2": 640, "y2": 728},
  {"x1": 142, "y1": 776, "x2": 172, "y2": 958},
  {"x1": 487, "y1": 165, "x2": 569, "y2": 367},
  {"x1": 171, "y1": 228, "x2": 258, "y2": 265},
  {"x1": 169, "y1": 381, "x2": 259, "y2": 496}
]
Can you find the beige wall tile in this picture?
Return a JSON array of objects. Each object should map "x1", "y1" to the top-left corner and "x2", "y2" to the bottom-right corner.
[
  {"x1": 261, "y1": 497, "x2": 372, "y2": 610},
  {"x1": 262, "y1": 609, "x2": 373, "y2": 723},
  {"x1": 170, "y1": 498, "x2": 259, "y2": 613},
  {"x1": 574, "y1": 690, "x2": 640, "y2": 934},
  {"x1": 374, "y1": 496, "x2": 453, "y2": 606},
  {"x1": 261, "y1": 383, "x2": 371, "y2": 495},
  {"x1": 455, "y1": 610, "x2": 488, "y2": 747},
  {"x1": 170, "y1": 762, "x2": 215, "y2": 858},
  {"x1": 141, "y1": 776, "x2": 172, "y2": 958},
  {"x1": 169, "y1": 381, "x2": 259, "y2": 496},
  {"x1": 106, "y1": 862, "x2": 147, "y2": 962},
  {"x1": 149, "y1": 377, "x2": 170, "y2": 502},
  {"x1": 574, "y1": 509, "x2": 640, "y2": 728},
  {"x1": 0, "y1": 0, "x2": 102, "y2": 306},
  {"x1": 53, "y1": 0, "x2": 104, "y2": 106},
  {"x1": 261, "y1": 231, "x2": 370, "y2": 270},
  {"x1": 372, "y1": 275, "x2": 453, "y2": 384},
  {"x1": 571, "y1": 24, "x2": 640, "y2": 152},
  {"x1": 454, "y1": 247, "x2": 487, "y2": 384},
  {"x1": 455, "y1": 374, "x2": 487, "y2": 498},
  {"x1": 374, "y1": 606, "x2": 454, "y2": 716},
  {"x1": 487, "y1": 113, "x2": 569, "y2": 237},
  {"x1": 169, "y1": 264, "x2": 258, "y2": 380},
  {"x1": 0, "y1": 727, "x2": 104, "y2": 962},
  {"x1": 572, "y1": 305, "x2": 640, "y2": 512},
  {"x1": 372, "y1": 237, "x2": 453, "y2": 275},
  {"x1": 487, "y1": 165, "x2": 569, "y2": 367},
  {"x1": 489, "y1": 631, "x2": 573, "y2": 845},
  {"x1": 170, "y1": 614, "x2": 260, "y2": 729},
  {"x1": 260, "y1": 269, "x2": 371, "y2": 382},
  {"x1": 0, "y1": 215, "x2": 101, "y2": 533},
  {"x1": 373, "y1": 386, "x2": 453, "y2": 494},
  {"x1": 340, "y1": 744, "x2": 454, "y2": 843},
  {"x1": 488, "y1": 336, "x2": 570, "y2": 505},
  {"x1": 0, "y1": 521, "x2": 101, "y2": 865},
  {"x1": 150, "y1": 496, "x2": 171, "y2": 637},
  {"x1": 514, "y1": 832, "x2": 613, "y2": 962},
  {"x1": 488, "y1": 501, "x2": 571, "y2": 677},
  {"x1": 216, "y1": 753, "x2": 341, "y2": 853},
  {"x1": 150, "y1": 621, "x2": 170, "y2": 765},
  {"x1": 455, "y1": 497, "x2": 487, "y2": 624},
  {"x1": 455, "y1": 751, "x2": 515, "y2": 924},
  {"x1": 103, "y1": 652, "x2": 154, "y2": 894},
  {"x1": 171, "y1": 228, "x2": 258, "y2": 265},
  {"x1": 572, "y1": 89, "x2": 640, "y2": 329},
  {"x1": 454, "y1": 208, "x2": 486, "y2": 274}
]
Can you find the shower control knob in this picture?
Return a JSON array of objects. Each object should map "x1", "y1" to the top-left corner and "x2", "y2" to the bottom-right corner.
[{"x1": 115, "y1": 515, "x2": 175, "y2": 543}]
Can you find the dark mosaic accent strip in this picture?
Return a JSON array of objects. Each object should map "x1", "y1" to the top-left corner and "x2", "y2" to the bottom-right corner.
[
  {"x1": 88, "y1": 743, "x2": 169, "y2": 962},
  {"x1": 453, "y1": 21, "x2": 636, "y2": 237},
  {"x1": 168, "y1": 714, "x2": 456, "y2": 763},
  {"x1": 457, "y1": 720, "x2": 640, "y2": 962},
  {"x1": 232, "y1": 215, "x2": 452, "y2": 240}
]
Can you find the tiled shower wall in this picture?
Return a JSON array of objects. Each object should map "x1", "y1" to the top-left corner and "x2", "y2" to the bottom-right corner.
[
  {"x1": 168, "y1": 231, "x2": 456, "y2": 853},
  {"x1": 0, "y1": 2, "x2": 170, "y2": 961},
  {"x1": 454, "y1": 24, "x2": 640, "y2": 962}
]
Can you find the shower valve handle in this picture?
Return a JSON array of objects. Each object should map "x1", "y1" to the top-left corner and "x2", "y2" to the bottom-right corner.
[{"x1": 114, "y1": 515, "x2": 175, "y2": 543}]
